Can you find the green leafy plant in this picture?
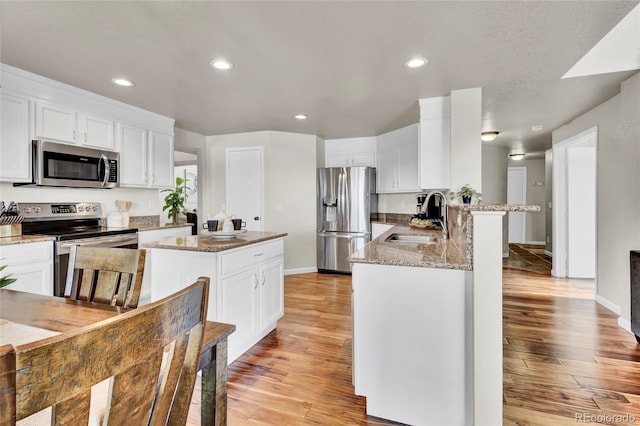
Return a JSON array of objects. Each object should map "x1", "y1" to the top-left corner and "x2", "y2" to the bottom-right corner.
[
  {"x1": 456, "y1": 185, "x2": 481, "y2": 203},
  {"x1": 0, "y1": 264, "x2": 16, "y2": 288},
  {"x1": 162, "y1": 177, "x2": 189, "y2": 223}
]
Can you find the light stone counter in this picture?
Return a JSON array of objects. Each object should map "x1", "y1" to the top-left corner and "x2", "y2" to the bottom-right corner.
[
  {"x1": 142, "y1": 231, "x2": 288, "y2": 253},
  {"x1": 0, "y1": 235, "x2": 56, "y2": 246}
]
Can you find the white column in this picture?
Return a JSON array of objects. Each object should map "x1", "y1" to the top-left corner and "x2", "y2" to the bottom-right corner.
[{"x1": 471, "y1": 210, "x2": 506, "y2": 425}]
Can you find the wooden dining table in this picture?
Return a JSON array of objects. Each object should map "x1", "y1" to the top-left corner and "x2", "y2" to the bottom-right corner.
[{"x1": 0, "y1": 288, "x2": 235, "y2": 426}]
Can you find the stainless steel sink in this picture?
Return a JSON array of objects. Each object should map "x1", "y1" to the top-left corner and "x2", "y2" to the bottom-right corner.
[{"x1": 384, "y1": 234, "x2": 438, "y2": 244}]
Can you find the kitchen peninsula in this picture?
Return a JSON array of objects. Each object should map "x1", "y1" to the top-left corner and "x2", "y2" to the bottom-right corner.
[
  {"x1": 350, "y1": 204, "x2": 539, "y2": 425},
  {"x1": 143, "y1": 231, "x2": 287, "y2": 363}
]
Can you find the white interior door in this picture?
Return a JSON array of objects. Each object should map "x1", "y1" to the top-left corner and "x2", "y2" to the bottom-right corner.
[
  {"x1": 226, "y1": 147, "x2": 264, "y2": 231},
  {"x1": 507, "y1": 167, "x2": 527, "y2": 243},
  {"x1": 567, "y1": 146, "x2": 596, "y2": 278}
]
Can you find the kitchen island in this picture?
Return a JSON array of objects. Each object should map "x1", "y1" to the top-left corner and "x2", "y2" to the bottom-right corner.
[
  {"x1": 143, "y1": 231, "x2": 287, "y2": 363},
  {"x1": 350, "y1": 204, "x2": 539, "y2": 425}
]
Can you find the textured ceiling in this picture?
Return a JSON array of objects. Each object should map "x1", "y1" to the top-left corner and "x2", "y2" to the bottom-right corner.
[{"x1": 1, "y1": 1, "x2": 638, "y2": 156}]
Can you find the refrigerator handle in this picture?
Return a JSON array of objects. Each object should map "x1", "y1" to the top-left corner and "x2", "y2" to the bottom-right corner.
[{"x1": 337, "y1": 169, "x2": 345, "y2": 231}]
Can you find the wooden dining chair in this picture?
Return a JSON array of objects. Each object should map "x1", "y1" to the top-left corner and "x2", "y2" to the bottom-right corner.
[
  {"x1": 3, "y1": 277, "x2": 209, "y2": 426},
  {"x1": 66, "y1": 246, "x2": 146, "y2": 308}
]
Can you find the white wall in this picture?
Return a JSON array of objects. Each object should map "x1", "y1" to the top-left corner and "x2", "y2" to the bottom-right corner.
[
  {"x1": 450, "y1": 88, "x2": 482, "y2": 193},
  {"x1": 552, "y1": 71, "x2": 640, "y2": 323},
  {"x1": 205, "y1": 130, "x2": 317, "y2": 272},
  {"x1": 482, "y1": 145, "x2": 508, "y2": 254},
  {"x1": 507, "y1": 158, "x2": 546, "y2": 242}
]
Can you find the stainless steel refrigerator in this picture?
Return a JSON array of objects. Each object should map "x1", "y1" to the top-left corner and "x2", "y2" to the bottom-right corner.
[{"x1": 317, "y1": 167, "x2": 377, "y2": 273}]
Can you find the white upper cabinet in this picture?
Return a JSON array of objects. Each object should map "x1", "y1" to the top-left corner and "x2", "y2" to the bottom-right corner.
[
  {"x1": 0, "y1": 91, "x2": 31, "y2": 182},
  {"x1": 325, "y1": 136, "x2": 377, "y2": 168},
  {"x1": 376, "y1": 123, "x2": 420, "y2": 193},
  {"x1": 149, "y1": 130, "x2": 174, "y2": 188},
  {"x1": 34, "y1": 100, "x2": 77, "y2": 143},
  {"x1": 1, "y1": 64, "x2": 174, "y2": 183},
  {"x1": 419, "y1": 96, "x2": 450, "y2": 190},
  {"x1": 34, "y1": 101, "x2": 116, "y2": 150},
  {"x1": 119, "y1": 123, "x2": 148, "y2": 186},
  {"x1": 119, "y1": 125, "x2": 173, "y2": 189}
]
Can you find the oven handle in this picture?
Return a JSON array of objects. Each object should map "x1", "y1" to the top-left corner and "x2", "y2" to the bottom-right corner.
[
  {"x1": 56, "y1": 234, "x2": 138, "y2": 254},
  {"x1": 99, "y1": 154, "x2": 110, "y2": 187}
]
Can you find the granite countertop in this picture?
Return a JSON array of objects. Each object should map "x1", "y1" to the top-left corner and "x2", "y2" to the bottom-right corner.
[
  {"x1": 349, "y1": 225, "x2": 472, "y2": 271},
  {"x1": 0, "y1": 235, "x2": 56, "y2": 246},
  {"x1": 135, "y1": 223, "x2": 193, "y2": 232},
  {"x1": 142, "y1": 231, "x2": 288, "y2": 253}
]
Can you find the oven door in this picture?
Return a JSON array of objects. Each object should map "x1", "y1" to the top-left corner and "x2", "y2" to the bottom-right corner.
[
  {"x1": 54, "y1": 233, "x2": 138, "y2": 297},
  {"x1": 34, "y1": 140, "x2": 119, "y2": 188}
]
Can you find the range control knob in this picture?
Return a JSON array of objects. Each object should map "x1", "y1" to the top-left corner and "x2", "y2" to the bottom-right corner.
[
  {"x1": 92, "y1": 205, "x2": 98, "y2": 211},
  {"x1": 78, "y1": 206, "x2": 85, "y2": 212},
  {"x1": 23, "y1": 207, "x2": 32, "y2": 213},
  {"x1": 33, "y1": 207, "x2": 41, "y2": 213}
]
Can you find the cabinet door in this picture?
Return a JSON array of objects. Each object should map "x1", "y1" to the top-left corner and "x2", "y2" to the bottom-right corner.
[
  {"x1": 326, "y1": 151, "x2": 351, "y2": 167},
  {"x1": 396, "y1": 141, "x2": 419, "y2": 191},
  {"x1": 34, "y1": 101, "x2": 77, "y2": 143},
  {"x1": 149, "y1": 130, "x2": 173, "y2": 188},
  {"x1": 350, "y1": 150, "x2": 376, "y2": 167},
  {"x1": 119, "y1": 123, "x2": 148, "y2": 186},
  {"x1": 80, "y1": 113, "x2": 115, "y2": 150},
  {"x1": 377, "y1": 149, "x2": 396, "y2": 192},
  {"x1": 221, "y1": 268, "x2": 259, "y2": 360},
  {"x1": 259, "y1": 256, "x2": 284, "y2": 329},
  {"x1": 3, "y1": 262, "x2": 53, "y2": 296},
  {"x1": 0, "y1": 92, "x2": 31, "y2": 182}
]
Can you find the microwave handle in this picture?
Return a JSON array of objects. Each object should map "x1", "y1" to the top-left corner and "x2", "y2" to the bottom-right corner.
[{"x1": 99, "y1": 154, "x2": 110, "y2": 187}]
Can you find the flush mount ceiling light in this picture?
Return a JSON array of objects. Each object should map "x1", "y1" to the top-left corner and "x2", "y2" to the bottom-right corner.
[
  {"x1": 111, "y1": 77, "x2": 135, "y2": 87},
  {"x1": 509, "y1": 153, "x2": 525, "y2": 160},
  {"x1": 404, "y1": 57, "x2": 428, "y2": 68},
  {"x1": 480, "y1": 131, "x2": 500, "y2": 142},
  {"x1": 210, "y1": 59, "x2": 233, "y2": 70},
  {"x1": 531, "y1": 125, "x2": 544, "y2": 131},
  {"x1": 294, "y1": 114, "x2": 308, "y2": 120}
]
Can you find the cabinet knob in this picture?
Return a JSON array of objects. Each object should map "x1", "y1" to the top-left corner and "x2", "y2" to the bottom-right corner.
[{"x1": 254, "y1": 216, "x2": 260, "y2": 220}]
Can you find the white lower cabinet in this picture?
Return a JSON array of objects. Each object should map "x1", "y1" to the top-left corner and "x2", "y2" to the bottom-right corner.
[
  {"x1": 220, "y1": 240, "x2": 284, "y2": 362},
  {"x1": 147, "y1": 238, "x2": 285, "y2": 363},
  {"x1": 0, "y1": 241, "x2": 53, "y2": 296}
]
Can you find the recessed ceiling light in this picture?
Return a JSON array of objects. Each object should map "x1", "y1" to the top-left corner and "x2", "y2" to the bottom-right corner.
[
  {"x1": 531, "y1": 125, "x2": 544, "y2": 131},
  {"x1": 404, "y1": 57, "x2": 428, "y2": 68},
  {"x1": 294, "y1": 114, "x2": 308, "y2": 120},
  {"x1": 210, "y1": 59, "x2": 233, "y2": 70},
  {"x1": 111, "y1": 77, "x2": 135, "y2": 87},
  {"x1": 481, "y1": 131, "x2": 500, "y2": 142},
  {"x1": 509, "y1": 153, "x2": 525, "y2": 160}
]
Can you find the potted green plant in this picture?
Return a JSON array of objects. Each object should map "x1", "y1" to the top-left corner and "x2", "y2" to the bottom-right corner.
[
  {"x1": 162, "y1": 176, "x2": 189, "y2": 224},
  {"x1": 456, "y1": 185, "x2": 481, "y2": 204},
  {"x1": 0, "y1": 264, "x2": 16, "y2": 288}
]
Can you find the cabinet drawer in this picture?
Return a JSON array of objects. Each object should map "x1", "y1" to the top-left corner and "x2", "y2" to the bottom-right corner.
[
  {"x1": 0, "y1": 241, "x2": 53, "y2": 266},
  {"x1": 221, "y1": 239, "x2": 284, "y2": 277}
]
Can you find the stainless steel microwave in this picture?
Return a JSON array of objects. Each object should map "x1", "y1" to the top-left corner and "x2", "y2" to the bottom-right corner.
[{"x1": 17, "y1": 140, "x2": 119, "y2": 188}]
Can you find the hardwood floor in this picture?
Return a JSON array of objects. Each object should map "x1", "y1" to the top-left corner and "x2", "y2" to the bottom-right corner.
[{"x1": 188, "y1": 270, "x2": 640, "y2": 425}]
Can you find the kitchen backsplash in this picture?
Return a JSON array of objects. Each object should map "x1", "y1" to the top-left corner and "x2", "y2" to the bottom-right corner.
[{"x1": 0, "y1": 183, "x2": 163, "y2": 216}]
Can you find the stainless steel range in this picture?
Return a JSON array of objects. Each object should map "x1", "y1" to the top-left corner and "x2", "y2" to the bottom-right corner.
[{"x1": 19, "y1": 202, "x2": 138, "y2": 297}]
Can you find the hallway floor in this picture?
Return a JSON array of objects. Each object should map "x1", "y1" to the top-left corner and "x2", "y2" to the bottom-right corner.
[{"x1": 503, "y1": 243, "x2": 552, "y2": 275}]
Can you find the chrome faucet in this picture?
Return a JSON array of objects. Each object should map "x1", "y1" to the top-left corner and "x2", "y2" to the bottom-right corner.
[{"x1": 420, "y1": 191, "x2": 449, "y2": 240}]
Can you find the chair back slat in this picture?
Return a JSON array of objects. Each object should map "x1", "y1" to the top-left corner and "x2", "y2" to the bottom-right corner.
[
  {"x1": 51, "y1": 388, "x2": 91, "y2": 425},
  {"x1": 93, "y1": 270, "x2": 120, "y2": 305},
  {"x1": 13, "y1": 277, "x2": 209, "y2": 425},
  {"x1": 67, "y1": 246, "x2": 146, "y2": 309}
]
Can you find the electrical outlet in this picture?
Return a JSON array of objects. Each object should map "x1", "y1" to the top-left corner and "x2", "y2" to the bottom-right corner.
[{"x1": 546, "y1": 236, "x2": 550, "y2": 243}]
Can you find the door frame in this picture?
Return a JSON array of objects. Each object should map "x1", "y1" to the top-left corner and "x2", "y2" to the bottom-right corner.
[
  {"x1": 225, "y1": 146, "x2": 265, "y2": 231},
  {"x1": 552, "y1": 126, "x2": 598, "y2": 278},
  {"x1": 507, "y1": 166, "x2": 527, "y2": 244}
]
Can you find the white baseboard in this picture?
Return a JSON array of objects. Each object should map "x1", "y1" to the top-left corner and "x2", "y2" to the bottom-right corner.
[
  {"x1": 284, "y1": 267, "x2": 318, "y2": 275},
  {"x1": 618, "y1": 317, "x2": 633, "y2": 334},
  {"x1": 525, "y1": 241, "x2": 545, "y2": 245},
  {"x1": 544, "y1": 250, "x2": 552, "y2": 257},
  {"x1": 595, "y1": 294, "x2": 621, "y2": 315}
]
